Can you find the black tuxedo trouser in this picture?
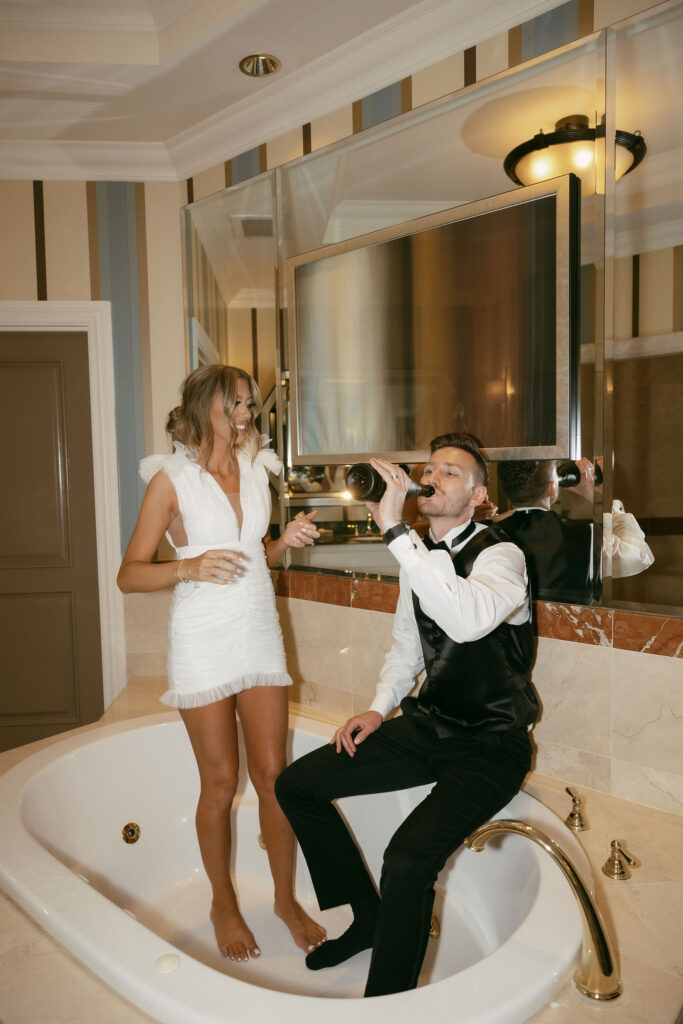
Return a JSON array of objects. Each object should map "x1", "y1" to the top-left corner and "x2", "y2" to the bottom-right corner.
[{"x1": 275, "y1": 713, "x2": 531, "y2": 997}]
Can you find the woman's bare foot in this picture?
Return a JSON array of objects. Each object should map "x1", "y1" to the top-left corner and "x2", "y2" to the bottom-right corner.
[
  {"x1": 211, "y1": 900, "x2": 261, "y2": 961},
  {"x1": 275, "y1": 898, "x2": 327, "y2": 953}
]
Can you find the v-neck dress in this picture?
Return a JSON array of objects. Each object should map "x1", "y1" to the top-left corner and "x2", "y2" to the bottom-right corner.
[{"x1": 139, "y1": 441, "x2": 291, "y2": 708}]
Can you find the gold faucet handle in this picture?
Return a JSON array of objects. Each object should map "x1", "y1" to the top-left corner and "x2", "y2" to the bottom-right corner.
[
  {"x1": 565, "y1": 786, "x2": 589, "y2": 831},
  {"x1": 613, "y1": 839, "x2": 639, "y2": 867},
  {"x1": 602, "y1": 839, "x2": 640, "y2": 880}
]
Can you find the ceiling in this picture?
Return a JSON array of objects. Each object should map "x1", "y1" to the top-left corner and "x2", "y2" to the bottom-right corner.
[{"x1": 0, "y1": 0, "x2": 564, "y2": 180}]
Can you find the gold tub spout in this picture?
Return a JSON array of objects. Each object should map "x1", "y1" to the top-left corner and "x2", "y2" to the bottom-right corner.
[{"x1": 464, "y1": 819, "x2": 621, "y2": 1001}]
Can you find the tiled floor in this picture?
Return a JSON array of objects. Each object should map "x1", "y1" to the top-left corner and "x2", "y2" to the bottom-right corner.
[{"x1": 0, "y1": 677, "x2": 682, "y2": 1024}]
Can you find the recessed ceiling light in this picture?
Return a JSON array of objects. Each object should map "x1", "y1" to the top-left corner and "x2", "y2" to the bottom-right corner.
[{"x1": 239, "y1": 54, "x2": 281, "y2": 77}]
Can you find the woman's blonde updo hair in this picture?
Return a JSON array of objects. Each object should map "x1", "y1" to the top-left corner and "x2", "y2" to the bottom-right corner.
[{"x1": 166, "y1": 364, "x2": 262, "y2": 465}]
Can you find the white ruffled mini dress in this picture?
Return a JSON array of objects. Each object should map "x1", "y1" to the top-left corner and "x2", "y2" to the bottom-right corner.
[{"x1": 139, "y1": 441, "x2": 292, "y2": 708}]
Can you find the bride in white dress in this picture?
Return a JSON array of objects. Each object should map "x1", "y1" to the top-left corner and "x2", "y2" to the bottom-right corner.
[{"x1": 117, "y1": 364, "x2": 325, "y2": 962}]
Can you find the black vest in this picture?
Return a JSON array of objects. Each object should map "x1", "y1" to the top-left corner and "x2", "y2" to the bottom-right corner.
[
  {"x1": 496, "y1": 509, "x2": 600, "y2": 604},
  {"x1": 402, "y1": 526, "x2": 538, "y2": 736}
]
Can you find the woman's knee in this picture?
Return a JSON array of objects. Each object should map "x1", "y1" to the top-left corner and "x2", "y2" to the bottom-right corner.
[
  {"x1": 199, "y1": 769, "x2": 239, "y2": 811},
  {"x1": 248, "y1": 758, "x2": 285, "y2": 799}
]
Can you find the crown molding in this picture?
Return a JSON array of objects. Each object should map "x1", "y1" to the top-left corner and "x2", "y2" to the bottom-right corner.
[
  {"x1": 0, "y1": 2, "x2": 156, "y2": 32},
  {"x1": 0, "y1": 139, "x2": 177, "y2": 182}
]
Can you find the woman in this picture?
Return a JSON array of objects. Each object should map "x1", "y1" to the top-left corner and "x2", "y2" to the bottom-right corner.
[{"x1": 117, "y1": 364, "x2": 325, "y2": 963}]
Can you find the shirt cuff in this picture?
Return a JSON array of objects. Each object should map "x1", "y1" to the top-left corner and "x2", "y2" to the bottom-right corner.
[
  {"x1": 386, "y1": 530, "x2": 422, "y2": 568},
  {"x1": 369, "y1": 692, "x2": 395, "y2": 719}
]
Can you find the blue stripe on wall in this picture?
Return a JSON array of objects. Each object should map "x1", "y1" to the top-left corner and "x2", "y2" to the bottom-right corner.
[
  {"x1": 361, "y1": 83, "x2": 403, "y2": 131},
  {"x1": 232, "y1": 147, "x2": 261, "y2": 184},
  {"x1": 96, "y1": 181, "x2": 146, "y2": 551},
  {"x1": 521, "y1": 0, "x2": 579, "y2": 61}
]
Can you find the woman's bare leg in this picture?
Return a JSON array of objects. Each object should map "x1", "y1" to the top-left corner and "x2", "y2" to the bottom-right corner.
[
  {"x1": 180, "y1": 698, "x2": 261, "y2": 961},
  {"x1": 237, "y1": 686, "x2": 326, "y2": 953}
]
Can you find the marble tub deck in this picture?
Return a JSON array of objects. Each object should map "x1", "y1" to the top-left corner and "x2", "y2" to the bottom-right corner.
[{"x1": 1, "y1": 677, "x2": 682, "y2": 1024}]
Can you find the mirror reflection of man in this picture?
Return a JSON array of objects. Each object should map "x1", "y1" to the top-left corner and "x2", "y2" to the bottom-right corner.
[
  {"x1": 276, "y1": 432, "x2": 538, "y2": 998},
  {"x1": 495, "y1": 458, "x2": 653, "y2": 604}
]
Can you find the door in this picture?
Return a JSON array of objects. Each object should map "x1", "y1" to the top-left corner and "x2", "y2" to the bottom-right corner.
[{"x1": 0, "y1": 331, "x2": 104, "y2": 751}]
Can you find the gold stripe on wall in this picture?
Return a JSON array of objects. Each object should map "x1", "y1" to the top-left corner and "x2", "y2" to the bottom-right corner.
[
  {"x1": 401, "y1": 77, "x2": 412, "y2": 114},
  {"x1": 32, "y1": 180, "x2": 47, "y2": 300},
  {"x1": 578, "y1": 0, "x2": 594, "y2": 36},
  {"x1": 302, "y1": 122, "x2": 312, "y2": 155},
  {"x1": 352, "y1": 100, "x2": 363, "y2": 134},
  {"x1": 674, "y1": 245, "x2": 682, "y2": 330},
  {"x1": 186, "y1": 178, "x2": 194, "y2": 204},
  {"x1": 225, "y1": 161, "x2": 232, "y2": 188},
  {"x1": 86, "y1": 181, "x2": 100, "y2": 301},
  {"x1": 464, "y1": 46, "x2": 476, "y2": 87},
  {"x1": 508, "y1": 25, "x2": 522, "y2": 67},
  {"x1": 259, "y1": 144, "x2": 268, "y2": 174},
  {"x1": 135, "y1": 182, "x2": 154, "y2": 453}
]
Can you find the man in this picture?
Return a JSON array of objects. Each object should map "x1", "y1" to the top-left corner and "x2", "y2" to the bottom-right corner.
[
  {"x1": 275, "y1": 432, "x2": 538, "y2": 998},
  {"x1": 495, "y1": 459, "x2": 598, "y2": 604},
  {"x1": 495, "y1": 458, "x2": 653, "y2": 604}
]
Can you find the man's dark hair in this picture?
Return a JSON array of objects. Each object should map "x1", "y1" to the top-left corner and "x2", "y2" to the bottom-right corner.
[
  {"x1": 497, "y1": 460, "x2": 555, "y2": 506},
  {"x1": 429, "y1": 432, "x2": 489, "y2": 486}
]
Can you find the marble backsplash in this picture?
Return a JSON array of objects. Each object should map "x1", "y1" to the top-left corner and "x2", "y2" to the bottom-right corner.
[{"x1": 123, "y1": 571, "x2": 683, "y2": 816}]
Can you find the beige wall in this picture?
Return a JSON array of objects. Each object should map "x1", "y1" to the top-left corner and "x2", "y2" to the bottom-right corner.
[
  {"x1": 0, "y1": 181, "x2": 37, "y2": 300},
  {"x1": 43, "y1": 181, "x2": 91, "y2": 300}
]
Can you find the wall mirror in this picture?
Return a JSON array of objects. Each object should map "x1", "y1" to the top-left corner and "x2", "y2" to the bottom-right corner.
[
  {"x1": 286, "y1": 177, "x2": 580, "y2": 464},
  {"x1": 182, "y1": 0, "x2": 683, "y2": 617}
]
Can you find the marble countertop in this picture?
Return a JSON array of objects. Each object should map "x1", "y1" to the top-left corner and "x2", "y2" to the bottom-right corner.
[{"x1": 1, "y1": 679, "x2": 682, "y2": 1024}]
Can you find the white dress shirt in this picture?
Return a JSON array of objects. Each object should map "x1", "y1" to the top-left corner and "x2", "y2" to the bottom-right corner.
[{"x1": 369, "y1": 520, "x2": 529, "y2": 720}]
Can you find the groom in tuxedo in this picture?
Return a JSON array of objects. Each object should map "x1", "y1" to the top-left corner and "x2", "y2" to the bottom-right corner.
[{"x1": 275, "y1": 432, "x2": 538, "y2": 997}]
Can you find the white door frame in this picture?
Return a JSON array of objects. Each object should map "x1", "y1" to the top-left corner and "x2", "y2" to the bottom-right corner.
[{"x1": 0, "y1": 301, "x2": 126, "y2": 709}]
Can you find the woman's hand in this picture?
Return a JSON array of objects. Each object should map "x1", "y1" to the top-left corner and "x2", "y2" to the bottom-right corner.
[
  {"x1": 366, "y1": 457, "x2": 411, "y2": 533},
  {"x1": 281, "y1": 511, "x2": 319, "y2": 549},
  {"x1": 330, "y1": 711, "x2": 383, "y2": 757},
  {"x1": 180, "y1": 549, "x2": 244, "y2": 585}
]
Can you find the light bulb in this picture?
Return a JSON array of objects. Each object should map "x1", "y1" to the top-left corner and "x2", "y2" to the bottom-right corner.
[{"x1": 573, "y1": 147, "x2": 593, "y2": 169}]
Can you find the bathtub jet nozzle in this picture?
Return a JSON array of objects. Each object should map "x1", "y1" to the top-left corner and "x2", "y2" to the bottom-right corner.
[
  {"x1": 465, "y1": 818, "x2": 621, "y2": 1002},
  {"x1": 122, "y1": 822, "x2": 141, "y2": 844}
]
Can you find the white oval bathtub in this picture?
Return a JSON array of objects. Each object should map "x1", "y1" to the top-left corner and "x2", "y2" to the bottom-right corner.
[{"x1": 0, "y1": 713, "x2": 590, "y2": 1024}]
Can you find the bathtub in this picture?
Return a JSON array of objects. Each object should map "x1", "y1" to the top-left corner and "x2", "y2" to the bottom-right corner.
[{"x1": 0, "y1": 713, "x2": 590, "y2": 1024}]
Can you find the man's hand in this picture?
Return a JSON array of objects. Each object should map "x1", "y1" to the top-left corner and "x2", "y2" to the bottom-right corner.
[
  {"x1": 330, "y1": 711, "x2": 383, "y2": 757},
  {"x1": 566, "y1": 457, "x2": 602, "y2": 504},
  {"x1": 366, "y1": 458, "x2": 412, "y2": 533}
]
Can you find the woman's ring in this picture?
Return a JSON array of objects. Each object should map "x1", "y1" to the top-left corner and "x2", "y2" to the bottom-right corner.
[{"x1": 392, "y1": 473, "x2": 399, "y2": 481}]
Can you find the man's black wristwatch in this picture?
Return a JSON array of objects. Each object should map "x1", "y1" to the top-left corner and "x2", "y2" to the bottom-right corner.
[{"x1": 382, "y1": 521, "x2": 411, "y2": 545}]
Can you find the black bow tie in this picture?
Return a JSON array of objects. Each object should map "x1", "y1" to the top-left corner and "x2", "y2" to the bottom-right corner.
[{"x1": 423, "y1": 521, "x2": 476, "y2": 551}]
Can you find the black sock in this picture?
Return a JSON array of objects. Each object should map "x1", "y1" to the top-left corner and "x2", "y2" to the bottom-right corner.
[{"x1": 305, "y1": 897, "x2": 379, "y2": 971}]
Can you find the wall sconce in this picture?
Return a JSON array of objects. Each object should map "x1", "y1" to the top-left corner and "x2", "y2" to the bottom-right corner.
[{"x1": 504, "y1": 115, "x2": 646, "y2": 191}]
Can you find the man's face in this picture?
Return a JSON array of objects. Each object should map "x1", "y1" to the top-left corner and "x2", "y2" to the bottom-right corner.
[{"x1": 417, "y1": 447, "x2": 487, "y2": 525}]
